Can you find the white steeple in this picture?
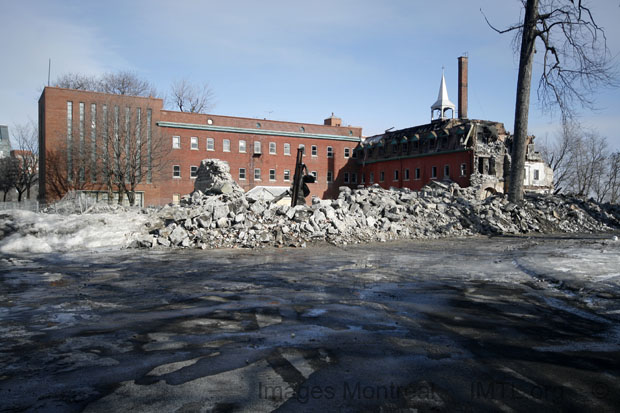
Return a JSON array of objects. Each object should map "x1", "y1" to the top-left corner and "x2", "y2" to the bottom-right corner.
[{"x1": 431, "y1": 69, "x2": 456, "y2": 121}]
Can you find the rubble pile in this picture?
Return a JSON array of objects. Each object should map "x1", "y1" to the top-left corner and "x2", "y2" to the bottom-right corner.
[
  {"x1": 133, "y1": 181, "x2": 620, "y2": 249},
  {"x1": 193, "y1": 159, "x2": 243, "y2": 195}
]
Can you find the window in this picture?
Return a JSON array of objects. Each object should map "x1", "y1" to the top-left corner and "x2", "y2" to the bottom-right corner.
[
  {"x1": 300, "y1": 126, "x2": 305, "y2": 132},
  {"x1": 344, "y1": 172, "x2": 350, "y2": 183},
  {"x1": 327, "y1": 146, "x2": 333, "y2": 158},
  {"x1": 269, "y1": 169, "x2": 276, "y2": 181},
  {"x1": 172, "y1": 193, "x2": 180, "y2": 205},
  {"x1": 431, "y1": 166, "x2": 437, "y2": 179},
  {"x1": 254, "y1": 168, "x2": 261, "y2": 180},
  {"x1": 311, "y1": 145, "x2": 317, "y2": 157},
  {"x1": 206, "y1": 137, "x2": 214, "y2": 151},
  {"x1": 254, "y1": 141, "x2": 261, "y2": 154},
  {"x1": 269, "y1": 142, "x2": 276, "y2": 154},
  {"x1": 344, "y1": 147, "x2": 350, "y2": 158},
  {"x1": 311, "y1": 171, "x2": 317, "y2": 180},
  {"x1": 369, "y1": 172, "x2": 374, "y2": 184},
  {"x1": 239, "y1": 140, "x2": 246, "y2": 153},
  {"x1": 460, "y1": 163, "x2": 467, "y2": 177},
  {"x1": 256, "y1": 122, "x2": 261, "y2": 128},
  {"x1": 403, "y1": 142, "x2": 408, "y2": 153},
  {"x1": 191, "y1": 136, "x2": 199, "y2": 150},
  {"x1": 284, "y1": 143, "x2": 291, "y2": 155},
  {"x1": 380, "y1": 171, "x2": 385, "y2": 182},
  {"x1": 173, "y1": 165, "x2": 181, "y2": 178},
  {"x1": 239, "y1": 168, "x2": 246, "y2": 180},
  {"x1": 404, "y1": 169, "x2": 410, "y2": 180},
  {"x1": 172, "y1": 136, "x2": 180, "y2": 149},
  {"x1": 327, "y1": 171, "x2": 333, "y2": 183},
  {"x1": 415, "y1": 168, "x2": 421, "y2": 180},
  {"x1": 394, "y1": 170, "x2": 399, "y2": 181},
  {"x1": 223, "y1": 139, "x2": 231, "y2": 152},
  {"x1": 361, "y1": 174, "x2": 365, "y2": 184},
  {"x1": 444, "y1": 165, "x2": 450, "y2": 178},
  {"x1": 298, "y1": 144, "x2": 305, "y2": 155},
  {"x1": 284, "y1": 170, "x2": 291, "y2": 181},
  {"x1": 534, "y1": 169, "x2": 540, "y2": 181},
  {"x1": 190, "y1": 166, "x2": 198, "y2": 178}
]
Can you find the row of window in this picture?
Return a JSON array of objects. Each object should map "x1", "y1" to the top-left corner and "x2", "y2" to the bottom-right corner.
[
  {"x1": 365, "y1": 137, "x2": 452, "y2": 160},
  {"x1": 171, "y1": 136, "x2": 356, "y2": 158},
  {"x1": 357, "y1": 164, "x2": 468, "y2": 184},
  {"x1": 172, "y1": 165, "x2": 334, "y2": 183}
]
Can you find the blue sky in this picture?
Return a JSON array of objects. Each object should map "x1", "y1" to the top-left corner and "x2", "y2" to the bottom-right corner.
[{"x1": 1, "y1": 0, "x2": 619, "y2": 148}]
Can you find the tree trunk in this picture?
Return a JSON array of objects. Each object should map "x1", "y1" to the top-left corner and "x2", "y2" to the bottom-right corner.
[{"x1": 508, "y1": 0, "x2": 538, "y2": 203}]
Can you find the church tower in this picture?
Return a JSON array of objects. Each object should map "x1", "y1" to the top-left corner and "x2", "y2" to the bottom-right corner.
[{"x1": 431, "y1": 70, "x2": 456, "y2": 121}]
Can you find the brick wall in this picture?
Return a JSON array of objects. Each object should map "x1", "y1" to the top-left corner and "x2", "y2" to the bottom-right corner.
[{"x1": 39, "y1": 87, "x2": 362, "y2": 205}]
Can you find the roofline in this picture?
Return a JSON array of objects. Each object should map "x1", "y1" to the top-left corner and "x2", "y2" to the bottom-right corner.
[
  {"x1": 156, "y1": 121, "x2": 362, "y2": 142},
  {"x1": 160, "y1": 110, "x2": 362, "y2": 131},
  {"x1": 41, "y1": 86, "x2": 164, "y2": 102}
]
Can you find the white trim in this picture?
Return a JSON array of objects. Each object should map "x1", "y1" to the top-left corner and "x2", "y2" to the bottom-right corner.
[{"x1": 157, "y1": 121, "x2": 362, "y2": 142}]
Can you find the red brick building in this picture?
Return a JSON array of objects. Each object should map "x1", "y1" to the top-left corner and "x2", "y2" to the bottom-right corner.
[
  {"x1": 38, "y1": 87, "x2": 362, "y2": 206},
  {"x1": 39, "y1": 56, "x2": 545, "y2": 206},
  {"x1": 356, "y1": 56, "x2": 515, "y2": 197}
]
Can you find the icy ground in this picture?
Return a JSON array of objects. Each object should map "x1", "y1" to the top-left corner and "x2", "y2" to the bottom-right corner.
[{"x1": 1, "y1": 234, "x2": 619, "y2": 412}]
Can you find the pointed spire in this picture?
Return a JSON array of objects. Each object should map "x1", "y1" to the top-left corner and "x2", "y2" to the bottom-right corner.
[{"x1": 431, "y1": 69, "x2": 456, "y2": 121}]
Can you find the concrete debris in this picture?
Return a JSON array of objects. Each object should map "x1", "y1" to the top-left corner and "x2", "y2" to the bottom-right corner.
[
  {"x1": 193, "y1": 159, "x2": 243, "y2": 195},
  {"x1": 133, "y1": 182, "x2": 620, "y2": 249}
]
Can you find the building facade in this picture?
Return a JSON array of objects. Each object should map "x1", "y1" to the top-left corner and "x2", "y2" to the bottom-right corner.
[
  {"x1": 38, "y1": 87, "x2": 362, "y2": 206},
  {"x1": 355, "y1": 55, "x2": 553, "y2": 198},
  {"x1": 37, "y1": 56, "x2": 552, "y2": 206}
]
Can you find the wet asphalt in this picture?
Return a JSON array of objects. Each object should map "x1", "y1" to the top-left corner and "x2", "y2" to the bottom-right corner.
[{"x1": 1, "y1": 235, "x2": 619, "y2": 412}]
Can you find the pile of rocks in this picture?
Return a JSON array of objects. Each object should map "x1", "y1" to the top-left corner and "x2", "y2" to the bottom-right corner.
[
  {"x1": 132, "y1": 181, "x2": 620, "y2": 249},
  {"x1": 193, "y1": 159, "x2": 243, "y2": 195}
]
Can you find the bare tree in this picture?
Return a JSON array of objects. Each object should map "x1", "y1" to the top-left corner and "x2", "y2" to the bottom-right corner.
[
  {"x1": 570, "y1": 131, "x2": 607, "y2": 197},
  {"x1": 168, "y1": 78, "x2": 215, "y2": 113},
  {"x1": 97, "y1": 96, "x2": 170, "y2": 205},
  {"x1": 10, "y1": 122, "x2": 39, "y2": 201},
  {"x1": 44, "y1": 146, "x2": 92, "y2": 201},
  {"x1": 484, "y1": 0, "x2": 616, "y2": 203},
  {"x1": 52, "y1": 71, "x2": 158, "y2": 97},
  {"x1": 98, "y1": 71, "x2": 158, "y2": 97},
  {"x1": 54, "y1": 73, "x2": 98, "y2": 91},
  {"x1": 606, "y1": 152, "x2": 620, "y2": 204},
  {"x1": 539, "y1": 125, "x2": 573, "y2": 193},
  {"x1": 0, "y1": 157, "x2": 18, "y2": 201},
  {"x1": 540, "y1": 122, "x2": 620, "y2": 203}
]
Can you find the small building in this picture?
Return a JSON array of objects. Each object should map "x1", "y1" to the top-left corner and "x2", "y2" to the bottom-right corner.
[{"x1": 0, "y1": 125, "x2": 11, "y2": 158}]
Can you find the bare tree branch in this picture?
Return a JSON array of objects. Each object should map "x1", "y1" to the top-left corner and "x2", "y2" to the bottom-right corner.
[{"x1": 168, "y1": 79, "x2": 216, "y2": 113}]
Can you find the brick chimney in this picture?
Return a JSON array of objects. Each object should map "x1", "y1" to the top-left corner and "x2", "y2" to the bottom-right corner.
[
  {"x1": 458, "y1": 56, "x2": 468, "y2": 119},
  {"x1": 324, "y1": 112, "x2": 342, "y2": 127}
]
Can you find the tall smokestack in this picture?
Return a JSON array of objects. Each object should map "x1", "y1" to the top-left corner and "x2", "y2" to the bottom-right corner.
[{"x1": 458, "y1": 56, "x2": 468, "y2": 119}]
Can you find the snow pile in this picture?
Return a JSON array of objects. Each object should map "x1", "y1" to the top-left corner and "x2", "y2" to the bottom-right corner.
[
  {"x1": 0, "y1": 210, "x2": 150, "y2": 254},
  {"x1": 2, "y1": 182, "x2": 619, "y2": 254},
  {"x1": 130, "y1": 182, "x2": 620, "y2": 249}
]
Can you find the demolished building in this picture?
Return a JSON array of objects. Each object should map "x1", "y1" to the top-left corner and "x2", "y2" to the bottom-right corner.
[{"x1": 356, "y1": 56, "x2": 553, "y2": 198}]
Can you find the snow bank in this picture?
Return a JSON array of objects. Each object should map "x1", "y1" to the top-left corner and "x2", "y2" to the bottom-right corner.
[{"x1": 0, "y1": 210, "x2": 149, "y2": 254}]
